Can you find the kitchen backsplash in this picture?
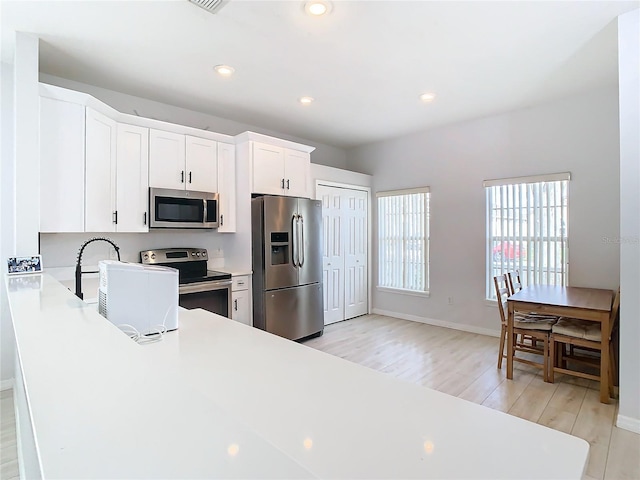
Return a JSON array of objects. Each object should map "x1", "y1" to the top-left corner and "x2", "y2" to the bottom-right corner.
[{"x1": 40, "y1": 231, "x2": 225, "y2": 279}]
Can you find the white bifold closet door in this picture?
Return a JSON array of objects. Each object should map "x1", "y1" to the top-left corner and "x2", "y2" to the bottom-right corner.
[{"x1": 318, "y1": 185, "x2": 368, "y2": 325}]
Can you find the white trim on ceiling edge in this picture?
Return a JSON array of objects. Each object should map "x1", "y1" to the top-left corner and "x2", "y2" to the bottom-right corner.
[
  {"x1": 372, "y1": 308, "x2": 501, "y2": 338},
  {"x1": 616, "y1": 414, "x2": 640, "y2": 434},
  {"x1": 1, "y1": 378, "x2": 15, "y2": 391}
]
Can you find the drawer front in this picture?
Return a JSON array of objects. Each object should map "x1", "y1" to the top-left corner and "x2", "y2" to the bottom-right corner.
[{"x1": 232, "y1": 275, "x2": 249, "y2": 291}]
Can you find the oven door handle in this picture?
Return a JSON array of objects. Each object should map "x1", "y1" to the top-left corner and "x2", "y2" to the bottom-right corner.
[{"x1": 179, "y1": 280, "x2": 232, "y2": 294}]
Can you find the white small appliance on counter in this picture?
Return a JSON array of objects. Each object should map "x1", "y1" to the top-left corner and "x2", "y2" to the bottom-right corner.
[{"x1": 98, "y1": 260, "x2": 179, "y2": 335}]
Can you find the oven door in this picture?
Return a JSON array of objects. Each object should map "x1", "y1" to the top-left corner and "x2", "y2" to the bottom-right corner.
[{"x1": 179, "y1": 280, "x2": 232, "y2": 318}]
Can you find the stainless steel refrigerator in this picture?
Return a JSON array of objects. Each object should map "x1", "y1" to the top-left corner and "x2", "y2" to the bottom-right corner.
[{"x1": 251, "y1": 195, "x2": 324, "y2": 340}]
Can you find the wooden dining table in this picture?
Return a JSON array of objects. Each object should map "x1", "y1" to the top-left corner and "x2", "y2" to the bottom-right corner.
[{"x1": 507, "y1": 285, "x2": 615, "y2": 404}]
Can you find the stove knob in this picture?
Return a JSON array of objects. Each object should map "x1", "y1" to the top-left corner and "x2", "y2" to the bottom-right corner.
[
  {"x1": 150, "y1": 254, "x2": 156, "y2": 260},
  {"x1": 143, "y1": 253, "x2": 149, "y2": 260},
  {"x1": 202, "y1": 251, "x2": 207, "y2": 257},
  {"x1": 196, "y1": 252, "x2": 201, "y2": 257},
  {"x1": 191, "y1": 252, "x2": 196, "y2": 257}
]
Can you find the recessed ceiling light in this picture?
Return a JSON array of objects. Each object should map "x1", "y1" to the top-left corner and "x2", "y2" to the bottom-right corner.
[
  {"x1": 420, "y1": 92, "x2": 436, "y2": 102},
  {"x1": 304, "y1": 1, "x2": 332, "y2": 16},
  {"x1": 214, "y1": 64, "x2": 235, "y2": 77},
  {"x1": 299, "y1": 96, "x2": 314, "y2": 105}
]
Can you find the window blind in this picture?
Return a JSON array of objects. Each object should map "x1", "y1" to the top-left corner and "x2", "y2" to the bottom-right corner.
[
  {"x1": 485, "y1": 176, "x2": 569, "y2": 299},
  {"x1": 377, "y1": 188, "x2": 429, "y2": 292}
]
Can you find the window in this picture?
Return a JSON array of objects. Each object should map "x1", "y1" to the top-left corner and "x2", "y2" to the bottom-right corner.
[
  {"x1": 377, "y1": 188, "x2": 430, "y2": 293},
  {"x1": 485, "y1": 173, "x2": 570, "y2": 299}
]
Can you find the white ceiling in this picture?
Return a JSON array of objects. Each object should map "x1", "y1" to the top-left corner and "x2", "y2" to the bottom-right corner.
[{"x1": 1, "y1": 0, "x2": 638, "y2": 148}]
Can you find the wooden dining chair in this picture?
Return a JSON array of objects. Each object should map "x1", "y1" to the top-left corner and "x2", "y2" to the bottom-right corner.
[
  {"x1": 549, "y1": 288, "x2": 620, "y2": 397},
  {"x1": 507, "y1": 270, "x2": 523, "y2": 294},
  {"x1": 494, "y1": 274, "x2": 558, "y2": 382}
]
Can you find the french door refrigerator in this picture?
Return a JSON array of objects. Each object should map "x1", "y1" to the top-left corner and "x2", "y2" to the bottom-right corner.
[{"x1": 252, "y1": 195, "x2": 324, "y2": 340}]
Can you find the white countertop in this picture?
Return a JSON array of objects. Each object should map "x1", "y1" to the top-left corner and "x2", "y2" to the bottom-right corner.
[{"x1": 6, "y1": 274, "x2": 589, "y2": 479}]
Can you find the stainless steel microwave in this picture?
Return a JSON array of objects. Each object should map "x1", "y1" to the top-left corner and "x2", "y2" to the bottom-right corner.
[{"x1": 149, "y1": 188, "x2": 219, "y2": 229}]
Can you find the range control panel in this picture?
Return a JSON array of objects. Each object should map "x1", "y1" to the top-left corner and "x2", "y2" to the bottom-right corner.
[{"x1": 140, "y1": 248, "x2": 208, "y2": 264}]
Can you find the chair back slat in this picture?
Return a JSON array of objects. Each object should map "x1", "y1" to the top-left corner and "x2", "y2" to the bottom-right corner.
[{"x1": 493, "y1": 274, "x2": 511, "y2": 326}]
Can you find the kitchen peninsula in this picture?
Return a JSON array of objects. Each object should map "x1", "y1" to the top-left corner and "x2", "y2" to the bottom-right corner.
[{"x1": 6, "y1": 274, "x2": 589, "y2": 479}]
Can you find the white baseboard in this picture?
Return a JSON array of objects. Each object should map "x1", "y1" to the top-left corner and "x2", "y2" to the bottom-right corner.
[
  {"x1": 372, "y1": 308, "x2": 501, "y2": 338},
  {"x1": 0, "y1": 378, "x2": 14, "y2": 391},
  {"x1": 616, "y1": 414, "x2": 640, "y2": 434}
]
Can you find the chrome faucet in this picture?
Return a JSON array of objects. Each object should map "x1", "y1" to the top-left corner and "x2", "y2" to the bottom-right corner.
[{"x1": 75, "y1": 237, "x2": 120, "y2": 300}]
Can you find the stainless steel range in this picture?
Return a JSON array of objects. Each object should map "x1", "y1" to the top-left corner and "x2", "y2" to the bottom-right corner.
[{"x1": 140, "y1": 248, "x2": 232, "y2": 318}]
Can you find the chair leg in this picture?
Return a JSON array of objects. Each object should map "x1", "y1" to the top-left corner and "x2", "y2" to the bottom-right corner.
[
  {"x1": 498, "y1": 325, "x2": 506, "y2": 369},
  {"x1": 549, "y1": 337, "x2": 555, "y2": 383},
  {"x1": 543, "y1": 336, "x2": 549, "y2": 382}
]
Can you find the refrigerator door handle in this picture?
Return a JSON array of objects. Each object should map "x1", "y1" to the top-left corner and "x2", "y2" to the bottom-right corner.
[
  {"x1": 298, "y1": 214, "x2": 305, "y2": 267},
  {"x1": 291, "y1": 214, "x2": 298, "y2": 267}
]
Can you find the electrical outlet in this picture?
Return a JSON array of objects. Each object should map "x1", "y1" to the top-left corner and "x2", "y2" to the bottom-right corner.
[{"x1": 447, "y1": 297, "x2": 454, "y2": 305}]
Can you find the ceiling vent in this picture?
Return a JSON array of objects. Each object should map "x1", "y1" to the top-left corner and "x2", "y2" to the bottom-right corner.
[{"x1": 188, "y1": 0, "x2": 229, "y2": 14}]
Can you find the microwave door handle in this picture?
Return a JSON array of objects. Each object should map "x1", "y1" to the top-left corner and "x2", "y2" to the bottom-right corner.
[
  {"x1": 291, "y1": 214, "x2": 298, "y2": 267},
  {"x1": 203, "y1": 199, "x2": 207, "y2": 224},
  {"x1": 298, "y1": 214, "x2": 304, "y2": 267}
]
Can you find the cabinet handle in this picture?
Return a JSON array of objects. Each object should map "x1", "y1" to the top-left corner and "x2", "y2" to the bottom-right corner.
[
  {"x1": 281, "y1": 178, "x2": 285, "y2": 189},
  {"x1": 287, "y1": 179, "x2": 290, "y2": 190},
  {"x1": 181, "y1": 171, "x2": 185, "y2": 183},
  {"x1": 113, "y1": 211, "x2": 118, "y2": 224},
  {"x1": 143, "y1": 212, "x2": 147, "y2": 225},
  {"x1": 220, "y1": 214, "x2": 224, "y2": 226},
  {"x1": 189, "y1": 171, "x2": 192, "y2": 184},
  {"x1": 234, "y1": 299, "x2": 238, "y2": 311}
]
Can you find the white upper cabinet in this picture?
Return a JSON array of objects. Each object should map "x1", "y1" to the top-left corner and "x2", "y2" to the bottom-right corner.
[
  {"x1": 251, "y1": 141, "x2": 311, "y2": 198},
  {"x1": 252, "y1": 143, "x2": 287, "y2": 195},
  {"x1": 149, "y1": 130, "x2": 218, "y2": 192},
  {"x1": 148, "y1": 129, "x2": 186, "y2": 190},
  {"x1": 217, "y1": 142, "x2": 236, "y2": 233},
  {"x1": 284, "y1": 149, "x2": 311, "y2": 198},
  {"x1": 85, "y1": 110, "x2": 150, "y2": 233},
  {"x1": 116, "y1": 124, "x2": 149, "y2": 232},
  {"x1": 85, "y1": 107, "x2": 117, "y2": 232},
  {"x1": 40, "y1": 97, "x2": 85, "y2": 233},
  {"x1": 186, "y1": 136, "x2": 218, "y2": 192}
]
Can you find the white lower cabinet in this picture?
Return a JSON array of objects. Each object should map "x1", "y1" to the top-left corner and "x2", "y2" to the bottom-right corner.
[{"x1": 231, "y1": 275, "x2": 251, "y2": 326}]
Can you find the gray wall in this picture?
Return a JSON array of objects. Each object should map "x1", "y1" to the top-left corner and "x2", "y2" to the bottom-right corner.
[{"x1": 346, "y1": 85, "x2": 621, "y2": 335}]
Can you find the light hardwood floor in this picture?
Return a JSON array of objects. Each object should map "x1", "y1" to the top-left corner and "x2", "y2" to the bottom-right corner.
[
  {"x1": 304, "y1": 314, "x2": 640, "y2": 480},
  {"x1": 0, "y1": 314, "x2": 637, "y2": 479}
]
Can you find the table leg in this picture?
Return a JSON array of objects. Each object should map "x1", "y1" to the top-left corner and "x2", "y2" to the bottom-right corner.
[
  {"x1": 600, "y1": 315, "x2": 610, "y2": 404},
  {"x1": 507, "y1": 302, "x2": 514, "y2": 380}
]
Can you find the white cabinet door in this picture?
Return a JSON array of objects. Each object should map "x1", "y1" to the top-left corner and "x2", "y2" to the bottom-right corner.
[
  {"x1": 232, "y1": 289, "x2": 250, "y2": 326},
  {"x1": 251, "y1": 142, "x2": 285, "y2": 195},
  {"x1": 116, "y1": 124, "x2": 149, "y2": 232},
  {"x1": 284, "y1": 149, "x2": 310, "y2": 198},
  {"x1": 39, "y1": 97, "x2": 85, "y2": 233},
  {"x1": 185, "y1": 135, "x2": 217, "y2": 192},
  {"x1": 149, "y1": 129, "x2": 186, "y2": 190},
  {"x1": 318, "y1": 185, "x2": 345, "y2": 325},
  {"x1": 217, "y1": 142, "x2": 236, "y2": 233},
  {"x1": 344, "y1": 189, "x2": 368, "y2": 319},
  {"x1": 85, "y1": 107, "x2": 117, "y2": 232}
]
